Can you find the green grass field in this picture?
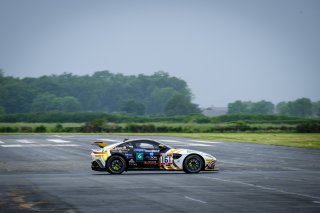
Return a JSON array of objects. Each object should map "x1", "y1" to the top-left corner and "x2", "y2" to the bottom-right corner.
[
  {"x1": 0, "y1": 122, "x2": 319, "y2": 149},
  {"x1": 0, "y1": 122, "x2": 83, "y2": 129},
  {"x1": 111, "y1": 132, "x2": 320, "y2": 149}
]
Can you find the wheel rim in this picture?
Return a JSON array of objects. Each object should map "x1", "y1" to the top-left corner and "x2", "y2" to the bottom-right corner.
[
  {"x1": 111, "y1": 159, "x2": 124, "y2": 171},
  {"x1": 187, "y1": 158, "x2": 201, "y2": 171}
]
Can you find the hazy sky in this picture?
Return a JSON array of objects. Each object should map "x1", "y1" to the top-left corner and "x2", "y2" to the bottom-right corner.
[{"x1": 0, "y1": 0, "x2": 319, "y2": 107}]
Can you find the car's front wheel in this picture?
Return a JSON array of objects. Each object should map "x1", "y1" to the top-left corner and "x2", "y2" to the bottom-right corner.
[
  {"x1": 183, "y1": 155, "x2": 203, "y2": 174},
  {"x1": 106, "y1": 155, "x2": 126, "y2": 174}
]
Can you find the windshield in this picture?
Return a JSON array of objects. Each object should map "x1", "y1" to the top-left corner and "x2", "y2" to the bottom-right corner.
[{"x1": 160, "y1": 142, "x2": 173, "y2": 149}]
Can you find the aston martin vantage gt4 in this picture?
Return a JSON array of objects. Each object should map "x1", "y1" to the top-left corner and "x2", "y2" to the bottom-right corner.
[{"x1": 91, "y1": 138, "x2": 217, "y2": 174}]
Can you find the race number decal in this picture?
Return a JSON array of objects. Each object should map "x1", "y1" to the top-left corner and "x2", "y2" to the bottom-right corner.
[{"x1": 160, "y1": 154, "x2": 173, "y2": 166}]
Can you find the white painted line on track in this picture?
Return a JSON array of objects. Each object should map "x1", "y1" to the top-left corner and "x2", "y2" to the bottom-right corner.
[
  {"x1": 53, "y1": 135, "x2": 75, "y2": 138},
  {"x1": 160, "y1": 139, "x2": 181, "y2": 143},
  {"x1": 184, "y1": 196, "x2": 207, "y2": 204},
  {"x1": 17, "y1": 139, "x2": 35, "y2": 143},
  {"x1": 188, "y1": 140, "x2": 222, "y2": 144},
  {"x1": 174, "y1": 144, "x2": 212, "y2": 147},
  {"x1": 199, "y1": 176, "x2": 320, "y2": 201},
  {"x1": 96, "y1": 139, "x2": 119, "y2": 142},
  {"x1": 47, "y1": 139, "x2": 71, "y2": 143},
  {"x1": 1, "y1": 144, "x2": 80, "y2": 148},
  {"x1": 186, "y1": 144, "x2": 212, "y2": 147},
  {"x1": 1, "y1": 144, "x2": 22, "y2": 147},
  {"x1": 0, "y1": 141, "x2": 4, "y2": 144}
]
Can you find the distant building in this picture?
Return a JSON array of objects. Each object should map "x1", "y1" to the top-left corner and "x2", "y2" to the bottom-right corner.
[{"x1": 202, "y1": 106, "x2": 228, "y2": 116}]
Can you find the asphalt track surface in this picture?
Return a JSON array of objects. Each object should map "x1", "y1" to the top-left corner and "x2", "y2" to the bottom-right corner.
[{"x1": 0, "y1": 134, "x2": 319, "y2": 213}]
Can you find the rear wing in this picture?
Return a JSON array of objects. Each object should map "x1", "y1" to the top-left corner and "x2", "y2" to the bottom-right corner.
[{"x1": 92, "y1": 141, "x2": 108, "y2": 148}]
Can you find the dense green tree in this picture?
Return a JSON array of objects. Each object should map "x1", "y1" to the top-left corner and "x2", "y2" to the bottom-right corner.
[
  {"x1": 60, "y1": 96, "x2": 82, "y2": 112},
  {"x1": 251, "y1": 100, "x2": 274, "y2": 114},
  {"x1": 120, "y1": 100, "x2": 146, "y2": 115},
  {"x1": 31, "y1": 93, "x2": 82, "y2": 112},
  {"x1": 276, "y1": 98, "x2": 313, "y2": 117},
  {"x1": 228, "y1": 101, "x2": 253, "y2": 114},
  {"x1": 0, "y1": 79, "x2": 36, "y2": 113},
  {"x1": 228, "y1": 101, "x2": 247, "y2": 114},
  {"x1": 164, "y1": 94, "x2": 200, "y2": 116},
  {"x1": 31, "y1": 93, "x2": 58, "y2": 112},
  {"x1": 147, "y1": 88, "x2": 177, "y2": 114},
  {"x1": 228, "y1": 100, "x2": 274, "y2": 115},
  {"x1": 0, "y1": 106, "x2": 5, "y2": 114},
  {"x1": 276, "y1": 102, "x2": 289, "y2": 115},
  {"x1": 290, "y1": 98, "x2": 312, "y2": 117},
  {"x1": 0, "y1": 71, "x2": 195, "y2": 115},
  {"x1": 312, "y1": 101, "x2": 320, "y2": 117}
]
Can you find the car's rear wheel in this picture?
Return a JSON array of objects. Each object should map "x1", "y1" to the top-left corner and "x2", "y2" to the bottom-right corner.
[
  {"x1": 183, "y1": 155, "x2": 203, "y2": 173},
  {"x1": 106, "y1": 155, "x2": 126, "y2": 174}
]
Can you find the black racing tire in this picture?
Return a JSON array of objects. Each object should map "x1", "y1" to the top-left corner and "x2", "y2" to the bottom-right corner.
[
  {"x1": 106, "y1": 155, "x2": 126, "y2": 174},
  {"x1": 183, "y1": 155, "x2": 203, "y2": 174}
]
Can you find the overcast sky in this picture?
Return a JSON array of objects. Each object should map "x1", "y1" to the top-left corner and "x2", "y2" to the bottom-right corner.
[{"x1": 0, "y1": 0, "x2": 319, "y2": 107}]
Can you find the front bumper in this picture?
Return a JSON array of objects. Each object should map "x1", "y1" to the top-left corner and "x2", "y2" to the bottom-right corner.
[{"x1": 204, "y1": 159, "x2": 216, "y2": 170}]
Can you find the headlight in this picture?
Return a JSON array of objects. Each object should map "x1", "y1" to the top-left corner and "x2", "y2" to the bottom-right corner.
[{"x1": 204, "y1": 154, "x2": 214, "y2": 159}]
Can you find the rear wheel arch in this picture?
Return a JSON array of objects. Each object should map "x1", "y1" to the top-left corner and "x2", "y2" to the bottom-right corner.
[
  {"x1": 107, "y1": 153, "x2": 128, "y2": 165},
  {"x1": 106, "y1": 154, "x2": 127, "y2": 174}
]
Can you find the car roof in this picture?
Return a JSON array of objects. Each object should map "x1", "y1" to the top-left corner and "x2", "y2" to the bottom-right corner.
[{"x1": 124, "y1": 138, "x2": 159, "y2": 144}]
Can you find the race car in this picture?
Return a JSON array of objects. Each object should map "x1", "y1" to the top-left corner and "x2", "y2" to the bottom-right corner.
[{"x1": 91, "y1": 138, "x2": 217, "y2": 174}]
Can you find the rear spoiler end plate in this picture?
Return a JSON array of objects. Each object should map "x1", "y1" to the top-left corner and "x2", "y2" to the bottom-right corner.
[{"x1": 92, "y1": 141, "x2": 108, "y2": 148}]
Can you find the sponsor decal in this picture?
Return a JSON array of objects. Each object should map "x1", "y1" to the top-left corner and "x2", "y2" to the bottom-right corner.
[
  {"x1": 134, "y1": 148, "x2": 145, "y2": 152},
  {"x1": 145, "y1": 149, "x2": 159, "y2": 153},
  {"x1": 136, "y1": 152, "x2": 144, "y2": 162},
  {"x1": 113, "y1": 147, "x2": 130, "y2": 151},
  {"x1": 143, "y1": 161, "x2": 157, "y2": 165},
  {"x1": 129, "y1": 159, "x2": 137, "y2": 166},
  {"x1": 145, "y1": 155, "x2": 158, "y2": 160},
  {"x1": 125, "y1": 153, "x2": 133, "y2": 157},
  {"x1": 150, "y1": 156, "x2": 158, "y2": 160}
]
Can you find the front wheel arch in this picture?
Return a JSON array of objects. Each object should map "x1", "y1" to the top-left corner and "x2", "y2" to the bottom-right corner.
[{"x1": 183, "y1": 154, "x2": 205, "y2": 173}]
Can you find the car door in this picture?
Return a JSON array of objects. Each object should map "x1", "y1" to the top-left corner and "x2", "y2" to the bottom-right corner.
[{"x1": 132, "y1": 140, "x2": 161, "y2": 169}]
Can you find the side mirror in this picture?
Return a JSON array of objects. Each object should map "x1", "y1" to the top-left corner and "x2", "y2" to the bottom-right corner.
[{"x1": 159, "y1": 144, "x2": 166, "y2": 150}]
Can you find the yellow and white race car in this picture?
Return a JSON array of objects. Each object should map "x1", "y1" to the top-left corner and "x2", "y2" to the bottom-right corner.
[{"x1": 91, "y1": 138, "x2": 217, "y2": 174}]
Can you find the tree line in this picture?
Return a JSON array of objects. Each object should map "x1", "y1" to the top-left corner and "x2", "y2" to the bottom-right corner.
[
  {"x1": 228, "y1": 98, "x2": 320, "y2": 117},
  {"x1": 0, "y1": 70, "x2": 319, "y2": 118},
  {"x1": 0, "y1": 70, "x2": 200, "y2": 115}
]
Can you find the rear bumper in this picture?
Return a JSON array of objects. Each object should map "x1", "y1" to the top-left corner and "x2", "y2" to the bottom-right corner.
[{"x1": 91, "y1": 161, "x2": 105, "y2": 171}]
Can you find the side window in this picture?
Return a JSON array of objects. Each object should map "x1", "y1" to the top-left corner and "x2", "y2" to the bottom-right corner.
[
  {"x1": 114, "y1": 142, "x2": 133, "y2": 150},
  {"x1": 138, "y1": 142, "x2": 155, "y2": 149},
  {"x1": 134, "y1": 140, "x2": 157, "y2": 150}
]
